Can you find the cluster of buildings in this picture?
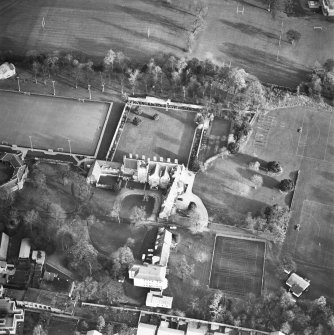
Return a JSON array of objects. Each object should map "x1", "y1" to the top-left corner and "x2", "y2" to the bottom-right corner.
[{"x1": 87, "y1": 155, "x2": 208, "y2": 224}]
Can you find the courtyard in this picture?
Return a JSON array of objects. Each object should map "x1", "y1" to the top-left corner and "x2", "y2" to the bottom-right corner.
[{"x1": 114, "y1": 106, "x2": 197, "y2": 165}]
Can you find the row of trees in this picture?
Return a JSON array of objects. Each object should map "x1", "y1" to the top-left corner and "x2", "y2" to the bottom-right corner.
[
  {"x1": 1, "y1": 48, "x2": 268, "y2": 115},
  {"x1": 203, "y1": 290, "x2": 334, "y2": 334}
]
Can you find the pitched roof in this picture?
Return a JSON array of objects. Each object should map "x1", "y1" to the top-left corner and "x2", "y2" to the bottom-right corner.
[{"x1": 286, "y1": 273, "x2": 310, "y2": 297}]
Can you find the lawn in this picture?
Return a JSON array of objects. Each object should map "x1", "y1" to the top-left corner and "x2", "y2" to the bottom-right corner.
[
  {"x1": 0, "y1": 90, "x2": 111, "y2": 156},
  {"x1": 209, "y1": 235, "x2": 266, "y2": 297},
  {"x1": 114, "y1": 106, "x2": 197, "y2": 165},
  {"x1": 0, "y1": 0, "x2": 193, "y2": 60}
]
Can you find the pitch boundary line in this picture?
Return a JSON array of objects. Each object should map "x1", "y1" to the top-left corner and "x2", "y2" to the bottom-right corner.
[
  {"x1": 323, "y1": 115, "x2": 332, "y2": 161},
  {"x1": 295, "y1": 112, "x2": 306, "y2": 156}
]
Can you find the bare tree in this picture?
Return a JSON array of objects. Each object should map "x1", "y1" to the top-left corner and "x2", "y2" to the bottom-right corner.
[{"x1": 128, "y1": 69, "x2": 140, "y2": 95}]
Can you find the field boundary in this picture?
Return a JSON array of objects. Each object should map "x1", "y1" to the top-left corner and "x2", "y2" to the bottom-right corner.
[{"x1": 208, "y1": 234, "x2": 218, "y2": 287}]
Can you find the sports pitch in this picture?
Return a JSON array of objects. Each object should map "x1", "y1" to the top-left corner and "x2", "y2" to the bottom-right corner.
[
  {"x1": 113, "y1": 106, "x2": 196, "y2": 165},
  {"x1": 246, "y1": 105, "x2": 334, "y2": 300},
  {"x1": 209, "y1": 235, "x2": 266, "y2": 296},
  {"x1": 0, "y1": 90, "x2": 111, "y2": 156}
]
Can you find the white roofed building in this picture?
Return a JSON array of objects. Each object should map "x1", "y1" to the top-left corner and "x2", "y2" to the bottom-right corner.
[
  {"x1": 129, "y1": 264, "x2": 168, "y2": 290},
  {"x1": 137, "y1": 323, "x2": 157, "y2": 335},
  {"x1": 146, "y1": 291, "x2": 173, "y2": 309},
  {"x1": 18, "y1": 238, "x2": 31, "y2": 259},
  {"x1": 0, "y1": 234, "x2": 9, "y2": 261},
  {"x1": 157, "y1": 327, "x2": 185, "y2": 335}
]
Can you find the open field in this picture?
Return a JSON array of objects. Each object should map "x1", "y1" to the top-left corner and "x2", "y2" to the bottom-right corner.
[
  {"x1": 114, "y1": 106, "x2": 196, "y2": 165},
  {"x1": 191, "y1": 0, "x2": 334, "y2": 87},
  {"x1": 0, "y1": 0, "x2": 192, "y2": 60},
  {"x1": 245, "y1": 105, "x2": 334, "y2": 301},
  {"x1": 0, "y1": 90, "x2": 111, "y2": 156},
  {"x1": 209, "y1": 236, "x2": 265, "y2": 296}
]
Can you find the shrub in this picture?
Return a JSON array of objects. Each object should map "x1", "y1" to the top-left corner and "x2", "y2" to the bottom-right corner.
[
  {"x1": 227, "y1": 142, "x2": 240, "y2": 154},
  {"x1": 267, "y1": 161, "x2": 282, "y2": 173},
  {"x1": 286, "y1": 29, "x2": 301, "y2": 44},
  {"x1": 248, "y1": 161, "x2": 260, "y2": 171},
  {"x1": 279, "y1": 179, "x2": 294, "y2": 192},
  {"x1": 251, "y1": 174, "x2": 263, "y2": 189}
]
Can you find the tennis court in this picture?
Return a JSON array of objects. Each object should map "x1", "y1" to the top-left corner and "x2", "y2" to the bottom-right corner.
[
  {"x1": 209, "y1": 235, "x2": 266, "y2": 296},
  {"x1": 0, "y1": 90, "x2": 111, "y2": 156}
]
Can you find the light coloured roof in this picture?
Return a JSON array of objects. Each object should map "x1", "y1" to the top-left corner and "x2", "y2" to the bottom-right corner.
[
  {"x1": 156, "y1": 229, "x2": 172, "y2": 267},
  {"x1": 131, "y1": 264, "x2": 166, "y2": 281},
  {"x1": 19, "y1": 238, "x2": 31, "y2": 259},
  {"x1": 146, "y1": 291, "x2": 173, "y2": 308},
  {"x1": 137, "y1": 323, "x2": 157, "y2": 335},
  {"x1": 186, "y1": 327, "x2": 206, "y2": 335},
  {"x1": 157, "y1": 327, "x2": 185, "y2": 335}
]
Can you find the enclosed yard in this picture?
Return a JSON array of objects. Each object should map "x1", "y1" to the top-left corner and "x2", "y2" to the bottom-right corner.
[
  {"x1": 0, "y1": 90, "x2": 112, "y2": 156},
  {"x1": 209, "y1": 235, "x2": 266, "y2": 296},
  {"x1": 114, "y1": 106, "x2": 196, "y2": 165}
]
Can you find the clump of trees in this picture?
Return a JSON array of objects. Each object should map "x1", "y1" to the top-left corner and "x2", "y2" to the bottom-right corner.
[
  {"x1": 245, "y1": 204, "x2": 290, "y2": 245},
  {"x1": 307, "y1": 59, "x2": 334, "y2": 100}
]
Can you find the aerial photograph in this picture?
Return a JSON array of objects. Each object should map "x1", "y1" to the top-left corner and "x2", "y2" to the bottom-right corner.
[{"x1": 0, "y1": 0, "x2": 333, "y2": 334}]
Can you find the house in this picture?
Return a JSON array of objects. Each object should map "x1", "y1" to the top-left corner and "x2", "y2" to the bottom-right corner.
[
  {"x1": 286, "y1": 273, "x2": 310, "y2": 297},
  {"x1": 129, "y1": 264, "x2": 168, "y2": 290},
  {"x1": 0, "y1": 153, "x2": 28, "y2": 193},
  {"x1": 0, "y1": 234, "x2": 9, "y2": 261},
  {"x1": 18, "y1": 238, "x2": 31, "y2": 260},
  {"x1": 0, "y1": 297, "x2": 24, "y2": 334},
  {"x1": 137, "y1": 323, "x2": 157, "y2": 335},
  {"x1": 146, "y1": 291, "x2": 173, "y2": 309}
]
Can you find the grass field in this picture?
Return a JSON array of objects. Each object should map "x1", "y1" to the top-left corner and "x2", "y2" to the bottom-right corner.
[
  {"x1": 0, "y1": 90, "x2": 111, "y2": 156},
  {"x1": 0, "y1": 0, "x2": 192, "y2": 60},
  {"x1": 209, "y1": 235, "x2": 265, "y2": 296},
  {"x1": 191, "y1": 0, "x2": 334, "y2": 87},
  {"x1": 114, "y1": 106, "x2": 196, "y2": 165},
  {"x1": 245, "y1": 105, "x2": 334, "y2": 301}
]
